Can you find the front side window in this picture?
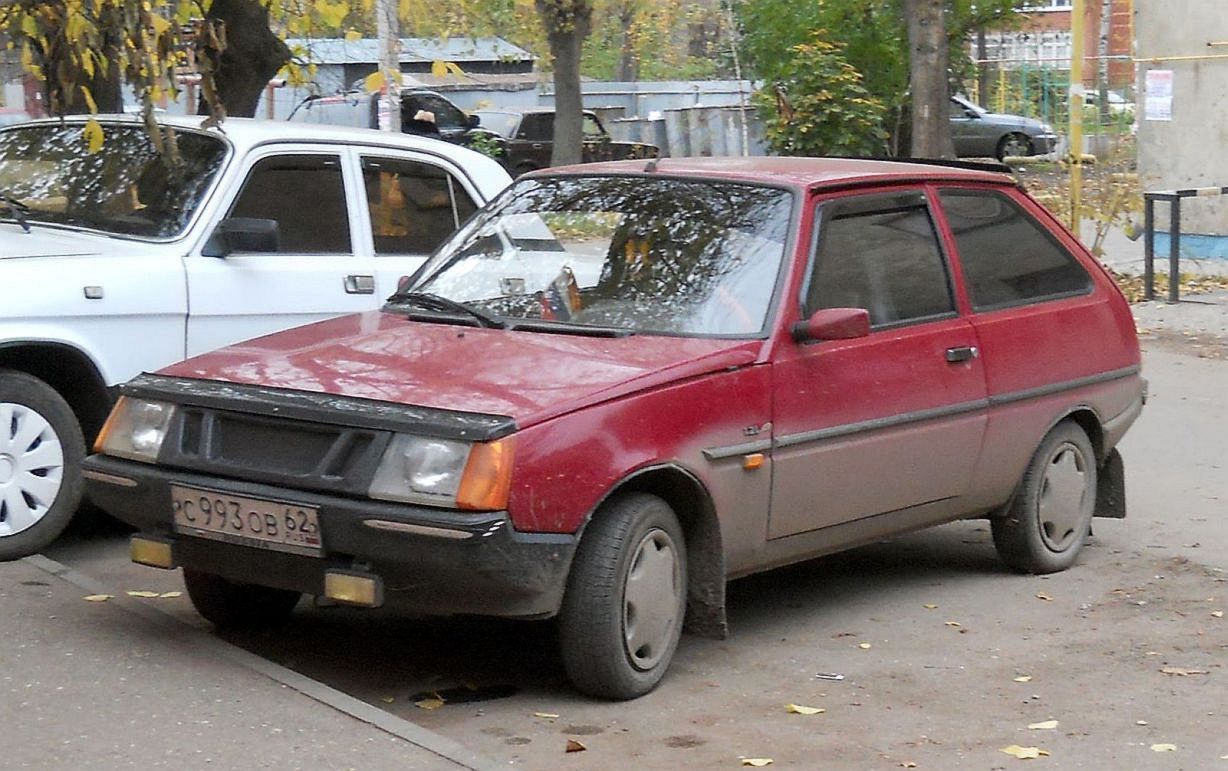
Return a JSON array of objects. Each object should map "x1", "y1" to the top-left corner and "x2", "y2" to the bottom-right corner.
[
  {"x1": 405, "y1": 176, "x2": 794, "y2": 337},
  {"x1": 362, "y1": 156, "x2": 479, "y2": 255},
  {"x1": 806, "y1": 192, "x2": 954, "y2": 328},
  {"x1": 939, "y1": 189, "x2": 1091, "y2": 310},
  {"x1": 0, "y1": 123, "x2": 227, "y2": 238},
  {"x1": 228, "y1": 154, "x2": 350, "y2": 254}
]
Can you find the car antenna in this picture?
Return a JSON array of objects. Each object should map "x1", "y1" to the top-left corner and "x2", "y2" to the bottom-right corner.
[{"x1": 644, "y1": 159, "x2": 658, "y2": 173}]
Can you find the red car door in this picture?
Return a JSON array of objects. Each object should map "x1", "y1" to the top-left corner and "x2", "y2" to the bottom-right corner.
[{"x1": 769, "y1": 188, "x2": 989, "y2": 540}]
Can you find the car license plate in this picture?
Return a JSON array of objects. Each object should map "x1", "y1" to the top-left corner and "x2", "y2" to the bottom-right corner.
[{"x1": 171, "y1": 485, "x2": 323, "y2": 557}]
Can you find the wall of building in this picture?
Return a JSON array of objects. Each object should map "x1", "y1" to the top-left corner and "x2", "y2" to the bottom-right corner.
[{"x1": 1136, "y1": 0, "x2": 1228, "y2": 235}]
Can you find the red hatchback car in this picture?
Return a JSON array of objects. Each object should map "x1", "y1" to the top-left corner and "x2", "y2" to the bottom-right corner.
[{"x1": 84, "y1": 157, "x2": 1144, "y2": 699}]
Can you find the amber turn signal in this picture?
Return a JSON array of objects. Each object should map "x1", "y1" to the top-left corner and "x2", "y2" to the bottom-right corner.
[
  {"x1": 92, "y1": 396, "x2": 128, "y2": 453},
  {"x1": 456, "y1": 437, "x2": 515, "y2": 511}
]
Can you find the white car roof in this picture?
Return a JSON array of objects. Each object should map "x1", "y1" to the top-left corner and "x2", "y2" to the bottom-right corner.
[{"x1": 8, "y1": 114, "x2": 510, "y2": 192}]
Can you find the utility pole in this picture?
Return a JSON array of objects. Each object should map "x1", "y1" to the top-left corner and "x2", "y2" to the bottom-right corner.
[
  {"x1": 1069, "y1": 0, "x2": 1085, "y2": 230},
  {"x1": 376, "y1": 0, "x2": 400, "y2": 132}
]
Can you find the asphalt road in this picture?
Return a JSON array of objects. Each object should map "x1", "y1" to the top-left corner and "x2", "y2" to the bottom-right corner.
[{"x1": 21, "y1": 327, "x2": 1228, "y2": 770}]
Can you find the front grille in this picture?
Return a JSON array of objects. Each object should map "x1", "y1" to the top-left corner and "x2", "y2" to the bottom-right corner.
[{"x1": 162, "y1": 407, "x2": 388, "y2": 496}]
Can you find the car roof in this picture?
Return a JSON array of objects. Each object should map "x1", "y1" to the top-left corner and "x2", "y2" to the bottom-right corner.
[
  {"x1": 5, "y1": 113, "x2": 489, "y2": 164},
  {"x1": 475, "y1": 107, "x2": 592, "y2": 117},
  {"x1": 541, "y1": 156, "x2": 1018, "y2": 191}
]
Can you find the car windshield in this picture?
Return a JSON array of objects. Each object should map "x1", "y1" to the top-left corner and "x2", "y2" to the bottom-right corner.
[
  {"x1": 405, "y1": 176, "x2": 793, "y2": 337},
  {"x1": 0, "y1": 123, "x2": 227, "y2": 238},
  {"x1": 473, "y1": 111, "x2": 519, "y2": 139}
]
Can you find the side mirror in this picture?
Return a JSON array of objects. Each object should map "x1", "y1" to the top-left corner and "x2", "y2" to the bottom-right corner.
[
  {"x1": 791, "y1": 307, "x2": 871, "y2": 343},
  {"x1": 467, "y1": 113, "x2": 480, "y2": 129},
  {"x1": 965, "y1": 109, "x2": 980, "y2": 119},
  {"x1": 202, "y1": 218, "x2": 280, "y2": 257}
]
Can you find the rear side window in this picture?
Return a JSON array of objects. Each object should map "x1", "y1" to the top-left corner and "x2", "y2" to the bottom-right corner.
[
  {"x1": 806, "y1": 191, "x2": 955, "y2": 328},
  {"x1": 361, "y1": 156, "x2": 479, "y2": 255},
  {"x1": 228, "y1": 154, "x2": 351, "y2": 253},
  {"x1": 939, "y1": 189, "x2": 1091, "y2": 310},
  {"x1": 518, "y1": 114, "x2": 551, "y2": 141}
]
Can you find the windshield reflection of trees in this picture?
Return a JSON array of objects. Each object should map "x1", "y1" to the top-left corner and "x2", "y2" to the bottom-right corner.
[
  {"x1": 0, "y1": 125, "x2": 226, "y2": 237},
  {"x1": 420, "y1": 177, "x2": 792, "y2": 337}
]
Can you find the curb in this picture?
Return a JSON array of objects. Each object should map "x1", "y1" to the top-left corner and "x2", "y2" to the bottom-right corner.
[{"x1": 21, "y1": 553, "x2": 502, "y2": 771}]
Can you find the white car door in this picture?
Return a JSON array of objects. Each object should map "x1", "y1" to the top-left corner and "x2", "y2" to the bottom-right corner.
[
  {"x1": 183, "y1": 146, "x2": 377, "y2": 357},
  {"x1": 350, "y1": 148, "x2": 485, "y2": 298}
]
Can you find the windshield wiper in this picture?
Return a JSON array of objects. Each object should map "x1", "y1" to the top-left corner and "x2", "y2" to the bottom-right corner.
[
  {"x1": 0, "y1": 193, "x2": 30, "y2": 233},
  {"x1": 507, "y1": 319, "x2": 634, "y2": 338},
  {"x1": 386, "y1": 291, "x2": 505, "y2": 329}
]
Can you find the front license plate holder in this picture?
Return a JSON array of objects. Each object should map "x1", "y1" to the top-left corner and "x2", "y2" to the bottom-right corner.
[{"x1": 171, "y1": 484, "x2": 323, "y2": 557}]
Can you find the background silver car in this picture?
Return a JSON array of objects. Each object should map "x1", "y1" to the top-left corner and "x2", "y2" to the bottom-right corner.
[{"x1": 949, "y1": 95, "x2": 1058, "y2": 160}]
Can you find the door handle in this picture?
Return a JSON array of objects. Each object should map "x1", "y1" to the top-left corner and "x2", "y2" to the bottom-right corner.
[
  {"x1": 344, "y1": 275, "x2": 375, "y2": 295},
  {"x1": 945, "y1": 345, "x2": 979, "y2": 363}
]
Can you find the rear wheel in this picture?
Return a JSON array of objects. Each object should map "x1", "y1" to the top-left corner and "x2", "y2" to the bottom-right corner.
[
  {"x1": 183, "y1": 568, "x2": 301, "y2": 629},
  {"x1": 0, "y1": 371, "x2": 83, "y2": 561},
  {"x1": 996, "y1": 132, "x2": 1033, "y2": 160},
  {"x1": 558, "y1": 493, "x2": 686, "y2": 699},
  {"x1": 992, "y1": 421, "x2": 1097, "y2": 574}
]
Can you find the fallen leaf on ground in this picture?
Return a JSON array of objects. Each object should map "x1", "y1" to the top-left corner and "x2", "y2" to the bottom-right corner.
[
  {"x1": 534, "y1": 712, "x2": 560, "y2": 719},
  {"x1": 785, "y1": 704, "x2": 825, "y2": 715},
  {"x1": 381, "y1": 696, "x2": 395, "y2": 704},
  {"x1": 1000, "y1": 745, "x2": 1049, "y2": 759},
  {"x1": 1150, "y1": 743, "x2": 1177, "y2": 752},
  {"x1": 900, "y1": 763, "x2": 917, "y2": 769},
  {"x1": 1212, "y1": 611, "x2": 1224, "y2": 618},
  {"x1": 126, "y1": 590, "x2": 160, "y2": 598},
  {"x1": 858, "y1": 643, "x2": 872, "y2": 649},
  {"x1": 159, "y1": 591, "x2": 182, "y2": 598},
  {"x1": 741, "y1": 759, "x2": 773, "y2": 767},
  {"x1": 1028, "y1": 720, "x2": 1059, "y2": 730},
  {"x1": 923, "y1": 604, "x2": 938, "y2": 609},
  {"x1": 1035, "y1": 592, "x2": 1054, "y2": 601},
  {"x1": 1013, "y1": 676, "x2": 1033, "y2": 683},
  {"x1": 1136, "y1": 720, "x2": 1148, "y2": 726},
  {"x1": 944, "y1": 621, "x2": 962, "y2": 628},
  {"x1": 82, "y1": 594, "x2": 112, "y2": 602},
  {"x1": 1160, "y1": 667, "x2": 1209, "y2": 676},
  {"x1": 565, "y1": 739, "x2": 586, "y2": 753},
  {"x1": 414, "y1": 696, "x2": 445, "y2": 710}
]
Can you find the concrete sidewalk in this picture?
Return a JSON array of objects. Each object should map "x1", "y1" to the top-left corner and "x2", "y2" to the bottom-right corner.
[{"x1": 1, "y1": 556, "x2": 497, "y2": 771}]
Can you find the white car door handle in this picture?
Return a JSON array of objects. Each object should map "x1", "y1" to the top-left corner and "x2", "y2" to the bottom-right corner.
[{"x1": 344, "y1": 275, "x2": 375, "y2": 295}]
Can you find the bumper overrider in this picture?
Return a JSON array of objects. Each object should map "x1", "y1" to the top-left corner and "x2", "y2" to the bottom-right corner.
[{"x1": 81, "y1": 375, "x2": 576, "y2": 619}]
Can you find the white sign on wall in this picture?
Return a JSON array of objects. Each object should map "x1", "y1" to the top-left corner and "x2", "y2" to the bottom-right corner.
[{"x1": 1145, "y1": 69, "x2": 1174, "y2": 121}]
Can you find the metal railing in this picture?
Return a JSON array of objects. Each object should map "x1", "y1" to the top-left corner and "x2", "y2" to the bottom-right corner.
[{"x1": 1142, "y1": 186, "x2": 1228, "y2": 303}]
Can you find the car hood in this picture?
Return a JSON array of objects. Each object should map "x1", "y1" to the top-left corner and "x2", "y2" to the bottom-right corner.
[
  {"x1": 158, "y1": 311, "x2": 763, "y2": 429},
  {"x1": 0, "y1": 225, "x2": 107, "y2": 258},
  {"x1": 980, "y1": 112, "x2": 1048, "y2": 131}
]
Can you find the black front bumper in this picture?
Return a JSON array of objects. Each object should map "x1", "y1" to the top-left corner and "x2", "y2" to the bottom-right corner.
[{"x1": 83, "y1": 455, "x2": 576, "y2": 619}]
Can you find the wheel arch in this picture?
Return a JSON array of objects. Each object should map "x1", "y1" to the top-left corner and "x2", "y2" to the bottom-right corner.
[
  {"x1": 1060, "y1": 406, "x2": 1105, "y2": 463},
  {"x1": 588, "y1": 463, "x2": 728, "y2": 640},
  {"x1": 0, "y1": 341, "x2": 113, "y2": 442}
]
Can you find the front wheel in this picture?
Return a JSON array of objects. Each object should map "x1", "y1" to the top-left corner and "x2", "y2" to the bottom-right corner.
[
  {"x1": 0, "y1": 371, "x2": 83, "y2": 561},
  {"x1": 183, "y1": 569, "x2": 302, "y2": 629},
  {"x1": 558, "y1": 493, "x2": 687, "y2": 699},
  {"x1": 992, "y1": 421, "x2": 1097, "y2": 574},
  {"x1": 997, "y1": 132, "x2": 1033, "y2": 160}
]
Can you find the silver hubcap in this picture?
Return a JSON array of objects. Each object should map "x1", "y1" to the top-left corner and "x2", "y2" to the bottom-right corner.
[
  {"x1": 1037, "y1": 442, "x2": 1090, "y2": 552},
  {"x1": 622, "y1": 528, "x2": 682, "y2": 671},
  {"x1": 0, "y1": 402, "x2": 64, "y2": 537},
  {"x1": 1003, "y1": 136, "x2": 1029, "y2": 157}
]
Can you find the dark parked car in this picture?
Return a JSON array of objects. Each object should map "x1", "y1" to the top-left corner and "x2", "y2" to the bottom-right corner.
[
  {"x1": 949, "y1": 95, "x2": 1058, "y2": 160},
  {"x1": 86, "y1": 156, "x2": 1143, "y2": 700},
  {"x1": 288, "y1": 88, "x2": 502, "y2": 148},
  {"x1": 473, "y1": 107, "x2": 658, "y2": 175}
]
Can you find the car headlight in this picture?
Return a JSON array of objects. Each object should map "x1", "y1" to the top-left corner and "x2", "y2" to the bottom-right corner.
[
  {"x1": 369, "y1": 434, "x2": 514, "y2": 510},
  {"x1": 94, "y1": 397, "x2": 177, "y2": 463}
]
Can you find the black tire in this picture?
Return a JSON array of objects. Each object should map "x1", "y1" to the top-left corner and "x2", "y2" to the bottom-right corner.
[
  {"x1": 183, "y1": 568, "x2": 301, "y2": 629},
  {"x1": 0, "y1": 371, "x2": 84, "y2": 561},
  {"x1": 558, "y1": 492, "x2": 687, "y2": 700},
  {"x1": 992, "y1": 421, "x2": 1097, "y2": 574},
  {"x1": 996, "y1": 132, "x2": 1033, "y2": 160}
]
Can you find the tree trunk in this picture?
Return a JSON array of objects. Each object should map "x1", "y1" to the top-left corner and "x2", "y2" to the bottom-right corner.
[
  {"x1": 615, "y1": 2, "x2": 637, "y2": 81},
  {"x1": 1096, "y1": 0, "x2": 1112, "y2": 123},
  {"x1": 197, "y1": 0, "x2": 291, "y2": 118},
  {"x1": 536, "y1": 0, "x2": 592, "y2": 167},
  {"x1": 903, "y1": 0, "x2": 955, "y2": 158}
]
